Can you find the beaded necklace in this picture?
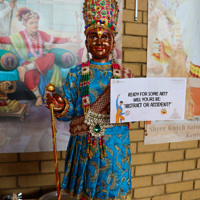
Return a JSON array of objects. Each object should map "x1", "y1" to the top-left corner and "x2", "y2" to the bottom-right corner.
[
  {"x1": 80, "y1": 60, "x2": 122, "y2": 159},
  {"x1": 24, "y1": 29, "x2": 43, "y2": 58}
]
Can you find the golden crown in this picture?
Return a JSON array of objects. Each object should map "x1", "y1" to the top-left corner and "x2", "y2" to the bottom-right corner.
[{"x1": 83, "y1": 0, "x2": 119, "y2": 35}]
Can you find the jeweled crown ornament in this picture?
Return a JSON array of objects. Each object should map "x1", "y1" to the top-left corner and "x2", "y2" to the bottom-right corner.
[{"x1": 83, "y1": 0, "x2": 119, "y2": 36}]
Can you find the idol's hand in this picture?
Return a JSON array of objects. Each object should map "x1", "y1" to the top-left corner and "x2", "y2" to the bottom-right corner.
[
  {"x1": 45, "y1": 93, "x2": 65, "y2": 113},
  {"x1": 69, "y1": 35, "x2": 82, "y2": 43}
]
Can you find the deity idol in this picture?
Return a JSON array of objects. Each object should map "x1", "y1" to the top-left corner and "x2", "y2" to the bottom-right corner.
[{"x1": 46, "y1": 0, "x2": 133, "y2": 199}]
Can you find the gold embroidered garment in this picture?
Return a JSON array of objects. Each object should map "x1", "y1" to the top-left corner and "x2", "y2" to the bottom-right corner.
[{"x1": 59, "y1": 60, "x2": 133, "y2": 199}]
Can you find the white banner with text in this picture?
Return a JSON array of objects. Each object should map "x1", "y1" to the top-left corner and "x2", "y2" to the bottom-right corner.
[{"x1": 110, "y1": 78, "x2": 187, "y2": 123}]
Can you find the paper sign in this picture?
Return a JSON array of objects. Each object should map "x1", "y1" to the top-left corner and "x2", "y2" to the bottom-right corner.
[{"x1": 110, "y1": 78, "x2": 187, "y2": 122}]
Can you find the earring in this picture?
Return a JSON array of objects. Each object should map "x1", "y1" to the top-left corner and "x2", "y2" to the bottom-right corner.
[
  {"x1": 87, "y1": 49, "x2": 90, "y2": 62},
  {"x1": 87, "y1": 43, "x2": 90, "y2": 62},
  {"x1": 112, "y1": 49, "x2": 115, "y2": 63}
]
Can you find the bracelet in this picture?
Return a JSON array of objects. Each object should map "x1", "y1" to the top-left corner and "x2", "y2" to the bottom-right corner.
[
  {"x1": 53, "y1": 98, "x2": 65, "y2": 109},
  {"x1": 54, "y1": 98, "x2": 69, "y2": 118}
]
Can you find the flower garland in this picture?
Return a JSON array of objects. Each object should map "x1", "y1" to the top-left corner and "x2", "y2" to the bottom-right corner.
[
  {"x1": 24, "y1": 29, "x2": 44, "y2": 58},
  {"x1": 80, "y1": 61, "x2": 122, "y2": 159}
]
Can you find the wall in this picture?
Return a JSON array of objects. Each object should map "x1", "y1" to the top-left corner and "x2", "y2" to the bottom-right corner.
[{"x1": 1, "y1": 0, "x2": 200, "y2": 199}]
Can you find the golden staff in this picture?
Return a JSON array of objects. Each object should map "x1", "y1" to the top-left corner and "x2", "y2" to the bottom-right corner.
[{"x1": 45, "y1": 83, "x2": 61, "y2": 200}]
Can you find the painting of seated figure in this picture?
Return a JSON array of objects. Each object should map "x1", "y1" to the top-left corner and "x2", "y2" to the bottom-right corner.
[{"x1": 0, "y1": 0, "x2": 123, "y2": 153}]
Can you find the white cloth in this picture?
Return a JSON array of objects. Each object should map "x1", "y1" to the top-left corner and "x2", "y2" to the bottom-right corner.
[
  {"x1": 0, "y1": 1, "x2": 12, "y2": 36},
  {"x1": 0, "y1": 1, "x2": 17, "y2": 49},
  {"x1": 0, "y1": 1, "x2": 12, "y2": 49}
]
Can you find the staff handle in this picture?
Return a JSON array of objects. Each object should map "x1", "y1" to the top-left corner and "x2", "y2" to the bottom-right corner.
[
  {"x1": 45, "y1": 83, "x2": 61, "y2": 200},
  {"x1": 50, "y1": 103, "x2": 61, "y2": 200}
]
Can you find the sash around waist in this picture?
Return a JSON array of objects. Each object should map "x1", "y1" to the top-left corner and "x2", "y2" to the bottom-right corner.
[{"x1": 69, "y1": 115, "x2": 129, "y2": 136}]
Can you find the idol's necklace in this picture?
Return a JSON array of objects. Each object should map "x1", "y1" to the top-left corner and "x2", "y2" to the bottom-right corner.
[{"x1": 80, "y1": 61, "x2": 122, "y2": 159}]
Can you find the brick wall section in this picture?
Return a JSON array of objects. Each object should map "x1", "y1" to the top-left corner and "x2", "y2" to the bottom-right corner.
[{"x1": 0, "y1": 1, "x2": 200, "y2": 200}]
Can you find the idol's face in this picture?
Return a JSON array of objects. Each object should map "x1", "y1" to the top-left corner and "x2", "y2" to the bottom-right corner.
[
  {"x1": 86, "y1": 28, "x2": 115, "y2": 63},
  {"x1": 25, "y1": 18, "x2": 39, "y2": 35}
]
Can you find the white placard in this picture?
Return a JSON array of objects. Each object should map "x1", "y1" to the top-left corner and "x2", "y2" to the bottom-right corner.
[{"x1": 110, "y1": 78, "x2": 187, "y2": 123}]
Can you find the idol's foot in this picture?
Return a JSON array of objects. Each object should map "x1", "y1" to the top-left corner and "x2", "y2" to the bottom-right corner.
[
  {"x1": 17, "y1": 66, "x2": 26, "y2": 82},
  {"x1": 35, "y1": 95, "x2": 43, "y2": 107}
]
